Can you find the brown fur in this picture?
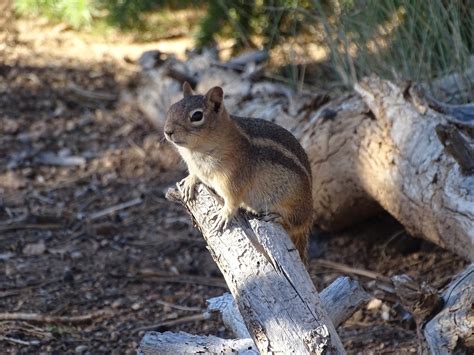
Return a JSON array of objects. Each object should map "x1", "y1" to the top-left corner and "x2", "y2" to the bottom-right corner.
[{"x1": 164, "y1": 83, "x2": 313, "y2": 263}]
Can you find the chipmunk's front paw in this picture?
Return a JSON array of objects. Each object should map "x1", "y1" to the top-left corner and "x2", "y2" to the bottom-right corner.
[{"x1": 180, "y1": 175, "x2": 198, "y2": 202}]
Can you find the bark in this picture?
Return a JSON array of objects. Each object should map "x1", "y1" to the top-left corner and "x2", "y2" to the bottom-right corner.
[
  {"x1": 139, "y1": 331, "x2": 258, "y2": 355},
  {"x1": 164, "y1": 184, "x2": 345, "y2": 354},
  {"x1": 133, "y1": 51, "x2": 474, "y2": 260},
  {"x1": 318, "y1": 276, "x2": 370, "y2": 328},
  {"x1": 424, "y1": 263, "x2": 474, "y2": 354}
]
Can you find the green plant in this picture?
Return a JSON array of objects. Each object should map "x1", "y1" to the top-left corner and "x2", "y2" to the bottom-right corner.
[
  {"x1": 313, "y1": 0, "x2": 473, "y2": 86},
  {"x1": 14, "y1": 0, "x2": 199, "y2": 30},
  {"x1": 196, "y1": 1, "x2": 320, "y2": 51},
  {"x1": 99, "y1": 0, "x2": 159, "y2": 30},
  {"x1": 15, "y1": 0, "x2": 95, "y2": 28}
]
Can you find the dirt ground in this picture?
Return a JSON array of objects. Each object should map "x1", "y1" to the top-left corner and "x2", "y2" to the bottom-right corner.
[{"x1": 0, "y1": 19, "x2": 468, "y2": 354}]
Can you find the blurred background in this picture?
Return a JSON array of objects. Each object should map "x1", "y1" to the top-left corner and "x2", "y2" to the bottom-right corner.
[
  {"x1": 0, "y1": 1, "x2": 472, "y2": 353},
  {"x1": 7, "y1": 0, "x2": 474, "y2": 95}
]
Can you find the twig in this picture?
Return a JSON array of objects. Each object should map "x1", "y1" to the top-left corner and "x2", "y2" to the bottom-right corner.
[
  {"x1": 0, "y1": 322, "x2": 53, "y2": 339},
  {"x1": 67, "y1": 82, "x2": 117, "y2": 102},
  {"x1": 153, "y1": 299, "x2": 202, "y2": 312},
  {"x1": 0, "y1": 310, "x2": 111, "y2": 324},
  {"x1": 85, "y1": 197, "x2": 143, "y2": 221},
  {"x1": 36, "y1": 152, "x2": 86, "y2": 167},
  {"x1": 134, "y1": 312, "x2": 213, "y2": 333},
  {"x1": 0, "y1": 335, "x2": 40, "y2": 346},
  {"x1": 315, "y1": 259, "x2": 392, "y2": 284},
  {"x1": 135, "y1": 269, "x2": 227, "y2": 289},
  {"x1": 0, "y1": 223, "x2": 61, "y2": 232},
  {"x1": 0, "y1": 279, "x2": 60, "y2": 299}
]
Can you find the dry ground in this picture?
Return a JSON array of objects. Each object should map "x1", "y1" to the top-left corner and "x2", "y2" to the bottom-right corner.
[{"x1": 0, "y1": 19, "x2": 468, "y2": 354}]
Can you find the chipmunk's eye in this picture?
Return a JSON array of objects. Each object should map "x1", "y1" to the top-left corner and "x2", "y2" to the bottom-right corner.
[{"x1": 190, "y1": 110, "x2": 204, "y2": 125}]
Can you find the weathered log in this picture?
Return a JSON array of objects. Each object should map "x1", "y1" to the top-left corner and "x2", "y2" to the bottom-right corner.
[
  {"x1": 424, "y1": 263, "x2": 474, "y2": 354},
  {"x1": 139, "y1": 331, "x2": 258, "y2": 355},
  {"x1": 318, "y1": 276, "x2": 370, "y2": 329},
  {"x1": 208, "y1": 276, "x2": 369, "y2": 339},
  {"x1": 163, "y1": 183, "x2": 345, "y2": 354},
  {"x1": 138, "y1": 277, "x2": 368, "y2": 354},
  {"x1": 133, "y1": 53, "x2": 474, "y2": 260},
  {"x1": 222, "y1": 49, "x2": 269, "y2": 71},
  {"x1": 207, "y1": 293, "x2": 251, "y2": 339},
  {"x1": 354, "y1": 77, "x2": 473, "y2": 260}
]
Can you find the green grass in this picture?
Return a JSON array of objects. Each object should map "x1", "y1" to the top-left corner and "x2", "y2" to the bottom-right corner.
[
  {"x1": 15, "y1": 0, "x2": 96, "y2": 29},
  {"x1": 314, "y1": 0, "x2": 473, "y2": 85}
]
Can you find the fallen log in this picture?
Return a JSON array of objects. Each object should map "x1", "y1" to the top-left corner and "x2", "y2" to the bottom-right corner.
[
  {"x1": 139, "y1": 332, "x2": 258, "y2": 355},
  {"x1": 424, "y1": 263, "x2": 474, "y2": 354},
  {"x1": 160, "y1": 183, "x2": 346, "y2": 354},
  {"x1": 133, "y1": 52, "x2": 473, "y2": 260},
  {"x1": 352, "y1": 78, "x2": 473, "y2": 260}
]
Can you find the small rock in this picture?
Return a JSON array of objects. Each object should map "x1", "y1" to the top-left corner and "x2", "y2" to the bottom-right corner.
[
  {"x1": 351, "y1": 309, "x2": 363, "y2": 322},
  {"x1": 75, "y1": 345, "x2": 88, "y2": 353},
  {"x1": 366, "y1": 298, "x2": 382, "y2": 310},
  {"x1": 63, "y1": 268, "x2": 74, "y2": 283},
  {"x1": 381, "y1": 303, "x2": 391, "y2": 321},
  {"x1": 0, "y1": 252, "x2": 15, "y2": 261},
  {"x1": 112, "y1": 299, "x2": 123, "y2": 309},
  {"x1": 70, "y1": 250, "x2": 82, "y2": 259},
  {"x1": 23, "y1": 240, "x2": 46, "y2": 256},
  {"x1": 131, "y1": 302, "x2": 141, "y2": 311},
  {"x1": 110, "y1": 332, "x2": 118, "y2": 341}
]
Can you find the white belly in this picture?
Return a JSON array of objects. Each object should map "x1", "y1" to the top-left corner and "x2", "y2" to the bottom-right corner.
[{"x1": 177, "y1": 147, "x2": 225, "y2": 195}]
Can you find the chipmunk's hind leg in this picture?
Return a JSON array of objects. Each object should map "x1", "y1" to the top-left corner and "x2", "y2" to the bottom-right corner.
[
  {"x1": 212, "y1": 203, "x2": 237, "y2": 232},
  {"x1": 257, "y1": 211, "x2": 283, "y2": 224},
  {"x1": 288, "y1": 228, "x2": 310, "y2": 265}
]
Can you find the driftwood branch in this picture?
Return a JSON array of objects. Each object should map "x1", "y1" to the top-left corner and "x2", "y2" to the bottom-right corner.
[
  {"x1": 424, "y1": 263, "x2": 474, "y2": 354},
  {"x1": 0, "y1": 310, "x2": 111, "y2": 324},
  {"x1": 319, "y1": 276, "x2": 370, "y2": 328},
  {"x1": 208, "y1": 276, "x2": 369, "y2": 340},
  {"x1": 163, "y1": 183, "x2": 345, "y2": 354},
  {"x1": 207, "y1": 293, "x2": 250, "y2": 339},
  {"x1": 139, "y1": 277, "x2": 368, "y2": 354},
  {"x1": 139, "y1": 332, "x2": 258, "y2": 355}
]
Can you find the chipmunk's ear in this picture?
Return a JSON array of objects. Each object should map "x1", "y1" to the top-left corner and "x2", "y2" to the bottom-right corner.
[
  {"x1": 205, "y1": 86, "x2": 223, "y2": 113},
  {"x1": 183, "y1": 81, "x2": 193, "y2": 98}
]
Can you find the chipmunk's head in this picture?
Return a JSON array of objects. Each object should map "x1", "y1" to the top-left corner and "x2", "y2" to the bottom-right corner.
[{"x1": 164, "y1": 82, "x2": 226, "y2": 149}]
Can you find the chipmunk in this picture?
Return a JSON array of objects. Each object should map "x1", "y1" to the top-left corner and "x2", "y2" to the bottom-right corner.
[{"x1": 164, "y1": 82, "x2": 313, "y2": 263}]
